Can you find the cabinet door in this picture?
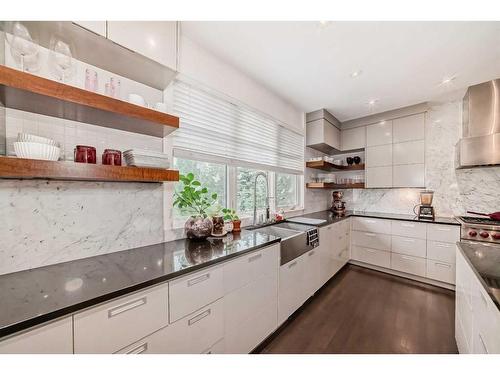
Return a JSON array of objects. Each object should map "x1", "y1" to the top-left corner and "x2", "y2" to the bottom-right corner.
[
  {"x1": 0, "y1": 317, "x2": 73, "y2": 354},
  {"x1": 366, "y1": 144, "x2": 392, "y2": 167},
  {"x1": 393, "y1": 113, "x2": 425, "y2": 143},
  {"x1": 73, "y1": 21, "x2": 107, "y2": 37},
  {"x1": 107, "y1": 21, "x2": 177, "y2": 69},
  {"x1": 391, "y1": 253, "x2": 426, "y2": 277},
  {"x1": 366, "y1": 166, "x2": 392, "y2": 188},
  {"x1": 324, "y1": 120, "x2": 341, "y2": 150},
  {"x1": 278, "y1": 256, "x2": 306, "y2": 325},
  {"x1": 393, "y1": 164, "x2": 425, "y2": 188},
  {"x1": 352, "y1": 231, "x2": 391, "y2": 251},
  {"x1": 341, "y1": 126, "x2": 366, "y2": 150},
  {"x1": 304, "y1": 248, "x2": 322, "y2": 296},
  {"x1": 393, "y1": 140, "x2": 425, "y2": 165},
  {"x1": 366, "y1": 121, "x2": 393, "y2": 146},
  {"x1": 318, "y1": 225, "x2": 336, "y2": 285}
]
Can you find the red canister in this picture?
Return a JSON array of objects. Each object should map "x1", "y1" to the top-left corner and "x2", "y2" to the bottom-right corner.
[
  {"x1": 74, "y1": 145, "x2": 96, "y2": 164},
  {"x1": 102, "y1": 149, "x2": 122, "y2": 166}
]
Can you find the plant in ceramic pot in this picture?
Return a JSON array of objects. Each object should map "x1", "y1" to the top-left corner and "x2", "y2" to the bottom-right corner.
[
  {"x1": 210, "y1": 204, "x2": 226, "y2": 237},
  {"x1": 173, "y1": 173, "x2": 218, "y2": 240},
  {"x1": 222, "y1": 208, "x2": 241, "y2": 233}
]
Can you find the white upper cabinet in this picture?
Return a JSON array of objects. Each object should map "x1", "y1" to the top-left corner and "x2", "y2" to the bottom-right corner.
[
  {"x1": 107, "y1": 21, "x2": 177, "y2": 70},
  {"x1": 393, "y1": 140, "x2": 424, "y2": 165},
  {"x1": 393, "y1": 164, "x2": 425, "y2": 188},
  {"x1": 366, "y1": 121, "x2": 393, "y2": 146},
  {"x1": 393, "y1": 113, "x2": 425, "y2": 143},
  {"x1": 73, "y1": 21, "x2": 107, "y2": 37},
  {"x1": 366, "y1": 144, "x2": 392, "y2": 167},
  {"x1": 366, "y1": 166, "x2": 392, "y2": 188},
  {"x1": 306, "y1": 118, "x2": 341, "y2": 152},
  {"x1": 341, "y1": 126, "x2": 366, "y2": 151}
]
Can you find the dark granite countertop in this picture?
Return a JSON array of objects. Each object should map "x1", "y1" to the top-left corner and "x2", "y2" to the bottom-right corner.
[
  {"x1": 0, "y1": 230, "x2": 280, "y2": 339},
  {"x1": 457, "y1": 241, "x2": 500, "y2": 310},
  {"x1": 290, "y1": 210, "x2": 459, "y2": 227}
]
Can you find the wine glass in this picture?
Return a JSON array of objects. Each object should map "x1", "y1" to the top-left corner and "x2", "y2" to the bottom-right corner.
[
  {"x1": 49, "y1": 38, "x2": 76, "y2": 83},
  {"x1": 5, "y1": 21, "x2": 40, "y2": 72}
]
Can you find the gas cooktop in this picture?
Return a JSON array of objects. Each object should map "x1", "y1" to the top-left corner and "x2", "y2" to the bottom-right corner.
[{"x1": 457, "y1": 216, "x2": 500, "y2": 243}]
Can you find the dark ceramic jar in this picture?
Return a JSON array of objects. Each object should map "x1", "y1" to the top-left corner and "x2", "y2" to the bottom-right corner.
[{"x1": 353, "y1": 156, "x2": 361, "y2": 165}]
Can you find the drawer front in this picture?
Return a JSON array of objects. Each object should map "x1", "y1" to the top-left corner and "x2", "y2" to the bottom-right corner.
[
  {"x1": 352, "y1": 230, "x2": 391, "y2": 251},
  {"x1": 352, "y1": 217, "x2": 392, "y2": 234},
  {"x1": 427, "y1": 241, "x2": 456, "y2": 263},
  {"x1": 224, "y1": 295, "x2": 278, "y2": 354},
  {"x1": 426, "y1": 259, "x2": 455, "y2": 284},
  {"x1": 391, "y1": 220, "x2": 427, "y2": 239},
  {"x1": 74, "y1": 283, "x2": 169, "y2": 354},
  {"x1": 223, "y1": 244, "x2": 279, "y2": 294},
  {"x1": 339, "y1": 218, "x2": 350, "y2": 234},
  {"x1": 426, "y1": 224, "x2": 460, "y2": 243},
  {"x1": 366, "y1": 144, "x2": 392, "y2": 167},
  {"x1": 391, "y1": 253, "x2": 426, "y2": 277},
  {"x1": 224, "y1": 273, "x2": 277, "y2": 329},
  {"x1": 391, "y1": 235, "x2": 426, "y2": 257},
  {"x1": 115, "y1": 326, "x2": 169, "y2": 354},
  {"x1": 0, "y1": 317, "x2": 73, "y2": 354},
  {"x1": 169, "y1": 265, "x2": 224, "y2": 323},
  {"x1": 166, "y1": 298, "x2": 224, "y2": 354},
  {"x1": 351, "y1": 245, "x2": 391, "y2": 268}
]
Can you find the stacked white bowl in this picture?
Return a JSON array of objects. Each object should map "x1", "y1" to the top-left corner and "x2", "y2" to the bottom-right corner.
[{"x1": 14, "y1": 133, "x2": 61, "y2": 161}]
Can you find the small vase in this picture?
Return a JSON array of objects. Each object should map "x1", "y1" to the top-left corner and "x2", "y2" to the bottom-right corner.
[
  {"x1": 346, "y1": 157, "x2": 354, "y2": 165},
  {"x1": 184, "y1": 216, "x2": 213, "y2": 240},
  {"x1": 211, "y1": 215, "x2": 225, "y2": 236},
  {"x1": 232, "y1": 219, "x2": 242, "y2": 233},
  {"x1": 353, "y1": 156, "x2": 361, "y2": 164},
  {"x1": 224, "y1": 220, "x2": 234, "y2": 233}
]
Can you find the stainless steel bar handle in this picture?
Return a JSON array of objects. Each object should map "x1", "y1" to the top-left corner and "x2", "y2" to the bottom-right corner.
[
  {"x1": 434, "y1": 262, "x2": 451, "y2": 268},
  {"x1": 401, "y1": 256, "x2": 416, "y2": 261},
  {"x1": 435, "y1": 243, "x2": 451, "y2": 248},
  {"x1": 248, "y1": 253, "x2": 262, "y2": 263},
  {"x1": 126, "y1": 342, "x2": 148, "y2": 354},
  {"x1": 288, "y1": 261, "x2": 298, "y2": 268},
  {"x1": 364, "y1": 233, "x2": 376, "y2": 237},
  {"x1": 402, "y1": 238, "x2": 415, "y2": 242},
  {"x1": 308, "y1": 250, "x2": 316, "y2": 256},
  {"x1": 188, "y1": 308, "x2": 211, "y2": 326},
  {"x1": 108, "y1": 297, "x2": 147, "y2": 318},
  {"x1": 187, "y1": 273, "x2": 210, "y2": 287},
  {"x1": 401, "y1": 223, "x2": 415, "y2": 227}
]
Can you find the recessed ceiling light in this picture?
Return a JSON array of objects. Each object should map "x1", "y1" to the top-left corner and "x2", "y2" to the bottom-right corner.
[
  {"x1": 440, "y1": 76, "x2": 456, "y2": 85},
  {"x1": 368, "y1": 99, "x2": 378, "y2": 106},
  {"x1": 350, "y1": 70, "x2": 362, "y2": 78},
  {"x1": 318, "y1": 21, "x2": 332, "y2": 28}
]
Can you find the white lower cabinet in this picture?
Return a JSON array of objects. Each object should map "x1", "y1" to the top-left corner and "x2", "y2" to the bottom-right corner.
[
  {"x1": 165, "y1": 299, "x2": 224, "y2": 354},
  {"x1": 456, "y1": 247, "x2": 500, "y2": 354},
  {"x1": 278, "y1": 254, "x2": 307, "y2": 325},
  {"x1": 169, "y1": 265, "x2": 224, "y2": 323},
  {"x1": 351, "y1": 245, "x2": 390, "y2": 268},
  {"x1": 390, "y1": 253, "x2": 426, "y2": 277},
  {"x1": 74, "y1": 283, "x2": 169, "y2": 354},
  {"x1": 0, "y1": 317, "x2": 73, "y2": 354},
  {"x1": 391, "y1": 235, "x2": 426, "y2": 258},
  {"x1": 304, "y1": 248, "x2": 323, "y2": 296},
  {"x1": 426, "y1": 259, "x2": 455, "y2": 284},
  {"x1": 352, "y1": 230, "x2": 391, "y2": 251}
]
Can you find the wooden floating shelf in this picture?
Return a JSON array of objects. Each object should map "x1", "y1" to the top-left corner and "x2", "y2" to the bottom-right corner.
[
  {"x1": 306, "y1": 160, "x2": 365, "y2": 172},
  {"x1": 0, "y1": 65, "x2": 179, "y2": 138},
  {"x1": 0, "y1": 156, "x2": 179, "y2": 183},
  {"x1": 306, "y1": 182, "x2": 365, "y2": 189}
]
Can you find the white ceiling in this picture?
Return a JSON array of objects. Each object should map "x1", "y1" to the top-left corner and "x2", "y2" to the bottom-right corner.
[{"x1": 181, "y1": 21, "x2": 500, "y2": 121}]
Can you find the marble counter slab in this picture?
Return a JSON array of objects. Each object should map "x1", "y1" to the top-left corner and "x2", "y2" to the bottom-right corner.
[
  {"x1": 0, "y1": 230, "x2": 280, "y2": 339},
  {"x1": 457, "y1": 241, "x2": 500, "y2": 310},
  {"x1": 290, "y1": 210, "x2": 460, "y2": 227}
]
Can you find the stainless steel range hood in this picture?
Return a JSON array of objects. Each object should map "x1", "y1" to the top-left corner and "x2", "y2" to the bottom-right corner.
[{"x1": 456, "y1": 79, "x2": 500, "y2": 168}]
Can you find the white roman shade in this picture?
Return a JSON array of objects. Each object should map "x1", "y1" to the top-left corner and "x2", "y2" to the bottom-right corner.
[{"x1": 171, "y1": 80, "x2": 304, "y2": 174}]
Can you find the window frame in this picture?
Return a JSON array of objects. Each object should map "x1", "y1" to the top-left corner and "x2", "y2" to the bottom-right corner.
[{"x1": 172, "y1": 156, "x2": 303, "y2": 227}]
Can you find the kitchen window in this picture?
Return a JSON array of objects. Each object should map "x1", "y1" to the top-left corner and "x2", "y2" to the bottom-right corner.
[{"x1": 275, "y1": 173, "x2": 299, "y2": 210}]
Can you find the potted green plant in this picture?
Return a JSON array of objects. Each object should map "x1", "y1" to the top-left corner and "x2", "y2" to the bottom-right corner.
[
  {"x1": 173, "y1": 173, "x2": 218, "y2": 240},
  {"x1": 222, "y1": 208, "x2": 241, "y2": 233}
]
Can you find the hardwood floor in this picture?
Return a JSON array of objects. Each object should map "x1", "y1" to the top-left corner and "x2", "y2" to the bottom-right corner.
[{"x1": 258, "y1": 264, "x2": 458, "y2": 354}]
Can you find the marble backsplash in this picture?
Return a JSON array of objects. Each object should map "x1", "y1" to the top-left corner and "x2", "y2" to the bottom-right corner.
[
  {"x1": 343, "y1": 99, "x2": 500, "y2": 217},
  {"x1": 0, "y1": 180, "x2": 164, "y2": 275}
]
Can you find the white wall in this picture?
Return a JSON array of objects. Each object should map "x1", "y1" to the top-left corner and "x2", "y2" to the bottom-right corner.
[{"x1": 178, "y1": 35, "x2": 304, "y2": 133}]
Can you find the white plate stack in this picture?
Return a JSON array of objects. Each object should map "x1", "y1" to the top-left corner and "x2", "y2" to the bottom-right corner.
[
  {"x1": 123, "y1": 149, "x2": 170, "y2": 169},
  {"x1": 13, "y1": 133, "x2": 61, "y2": 161}
]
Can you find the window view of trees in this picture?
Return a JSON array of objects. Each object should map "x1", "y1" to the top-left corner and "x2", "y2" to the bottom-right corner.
[
  {"x1": 173, "y1": 158, "x2": 301, "y2": 222},
  {"x1": 237, "y1": 167, "x2": 268, "y2": 213},
  {"x1": 173, "y1": 158, "x2": 226, "y2": 218},
  {"x1": 276, "y1": 173, "x2": 298, "y2": 209}
]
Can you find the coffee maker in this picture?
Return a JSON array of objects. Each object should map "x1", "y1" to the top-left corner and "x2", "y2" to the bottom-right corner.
[
  {"x1": 414, "y1": 190, "x2": 435, "y2": 220},
  {"x1": 331, "y1": 191, "x2": 346, "y2": 216}
]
